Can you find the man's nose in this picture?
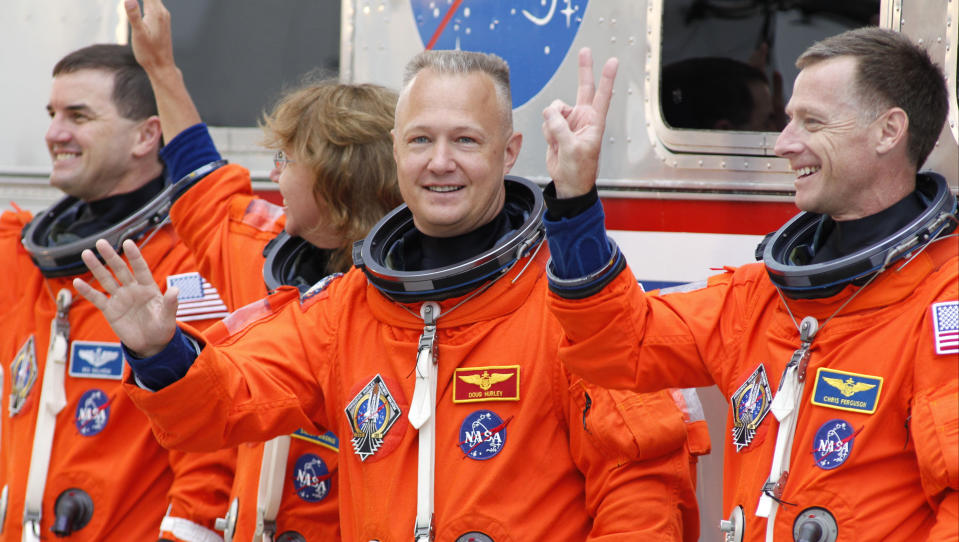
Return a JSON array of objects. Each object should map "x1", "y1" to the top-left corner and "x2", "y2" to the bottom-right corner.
[
  {"x1": 427, "y1": 140, "x2": 455, "y2": 173},
  {"x1": 773, "y1": 122, "x2": 800, "y2": 158},
  {"x1": 45, "y1": 116, "x2": 71, "y2": 144}
]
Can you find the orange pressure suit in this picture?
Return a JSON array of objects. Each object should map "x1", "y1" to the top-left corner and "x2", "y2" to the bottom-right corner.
[
  {"x1": 0, "y1": 207, "x2": 235, "y2": 542},
  {"x1": 549, "y1": 237, "x2": 958, "y2": 541},
  {"x1": 168, "y1": 162, "x2": 341, "y2": 541},
  {"x1": 124, "y1": 242, "x2": 706, "y2": 540}
]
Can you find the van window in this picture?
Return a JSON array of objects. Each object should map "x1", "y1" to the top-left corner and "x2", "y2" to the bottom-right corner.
[
  {"x1": 654, "y1": 0, "x2": 879, "y2": 153},
  {"x1": 162, "y1": 0, "x2": 340, "y2": 127}
]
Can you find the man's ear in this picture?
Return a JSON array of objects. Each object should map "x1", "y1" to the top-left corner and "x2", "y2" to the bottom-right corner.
[
  {"x1": 875, "y1": 107, "x2": 908, "y2": 156},
  {"x1": 502, "y1": 131, "x2": 523, "y2": 174},
  {"x1": 132, "y1": 115, "x2": 162, "y2": 158}
]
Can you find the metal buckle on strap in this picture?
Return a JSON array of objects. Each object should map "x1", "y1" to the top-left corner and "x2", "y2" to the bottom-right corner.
[
  {"x1": 761, "y1": 471, "x2": 794, "y2": 506},
  {"x1": 413, "y1": 515, "x2": 434, "y2": 541},
  {"x1": 23, "y1": 510, "x2": 41, "y2": 542},
  {"x1": 261, "y1": 519, "x2": 277, "y2": 542}
]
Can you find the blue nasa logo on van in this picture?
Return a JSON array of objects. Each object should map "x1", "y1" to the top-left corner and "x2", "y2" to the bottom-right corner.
[
  {"x1": 292, "y1": 453, "x2": 331, "y2": 502},
  {"x1": 458, "y1": 409, "x2": 511, "y2": 460},
  {"x1": 410, "y1": 0, "x2": 589, "y2": 107},
  {"x1": 75, "y1": 389, "x2": 110, "y2": 436}
]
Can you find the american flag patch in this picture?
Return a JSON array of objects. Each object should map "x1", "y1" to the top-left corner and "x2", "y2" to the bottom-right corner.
[
  {"x1": 166, "y1": 272, "x2": 230, "y2": 322},
  {"x1": 932, "y1": 300, "x2": 959, "y2": 355}
]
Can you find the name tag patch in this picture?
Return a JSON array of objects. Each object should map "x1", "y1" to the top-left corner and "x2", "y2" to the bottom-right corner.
[
  {"x1": 69, "y1": 341, "x2": 123, "y2": 380},
  {"x1": 811, "y1": 368, "x2": 882, "y2": 414},
  {"x1": 453, "y1": 366, "x2": 520, "y2": 403},
  {"x1": 292, "y1": 428, "x2": 339, "y2": 453}
]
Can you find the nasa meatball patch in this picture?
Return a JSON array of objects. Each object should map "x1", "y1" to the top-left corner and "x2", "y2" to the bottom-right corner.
[
  {"x1": 75, "y1": 389, "x2": 111, "y2": 436},
  {"x1": 457, "y1": 409, "x2": 512, "y2": 460},
  {"x1": 811, "y1": 419, "x2": 857, "y2": 470},
  {"x1": 292, "y1": 453, "x2": 332, "y2": 502}
]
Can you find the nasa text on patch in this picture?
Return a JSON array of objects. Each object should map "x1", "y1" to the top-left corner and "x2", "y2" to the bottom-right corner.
[
  {"x1": 811, "y1": 418, "x2": 857, "y2": 470},
  {"x1": 453, "y1": 366, "x2": 520, "y2": 404},
  {"x1": 292, "y1": 453, "x2": 332, "y2": 503},
  {"x1": 458, "y1": 409, "x2": 511, "y2": 460},
  {"x1": 75, "y1": 388, "x2": 111, "y2": 436},
  {"x1": 68, "y1": 341, "x2": 124, "y2": 380},
  {"x1": 811, "y1": 368, "x2": 882, "y2": 414}
]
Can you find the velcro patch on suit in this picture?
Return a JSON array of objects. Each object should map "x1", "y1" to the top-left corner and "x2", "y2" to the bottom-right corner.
[
  {"x1": 344, "y1": 374, "x2": 403, "y2": 462},
  {"x1": 75, "y1": 389, "x2": 111, "y2": 436},
  {"x1": 68, "y1": 341, "x2": 123, "y2": 380},
  {"x1": 292, "y1": 453, "x2": 332, "y2": 502},
  {"x1": 166, "y1": 272, "x2": 230, "y2": 322},
  {"x1": 811, "y1": 418, "x2": 858, "y2": 470},
  {"x1": 292, "y1": 428, "x2": 340, "y2": 453},
  {"x1": 299, "y1": 273, "x2": 343, "y2": 310},
  {"x1": 811, "y1": 368, "x2": 882, "y2": 414},
  {"x1": 932, "y1": 300, "x2": 958, "y2": 355},
  {"x1": 452, "y1": 366, "x2": 520, "y2": 404},
  {"x1": 730, "y1": 363, "x2": 772, "y2": 452},
  {"x1": 9, "y1": 335, "x2": 37, "y2": 417},
  {"x1": 458, "y1": 409, "x2": 511, "y2": 460}
]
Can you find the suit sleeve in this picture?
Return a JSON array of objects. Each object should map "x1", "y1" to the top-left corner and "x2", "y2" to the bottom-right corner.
[
  {"x1": 565, "y1": 373, "x2": 702, "y2": 541},
  {"x1": 159, "y1": 447, "x2": 237, "y2": 542},
  {"x1": 549, "y1": 264, "x2": 746, "y2": 394},
  {"x1": 911, "y1": 272, "x2": 958, "y2": 541},
  {"x1": 169, "y1": 162, "x2": 284, "y2": 310},
  {"x1": 124, "y1": 286, "x2": 335, "y2": 453},
  {"x1": 0, "y1": 209, "x2": 36, "y2": 310}
]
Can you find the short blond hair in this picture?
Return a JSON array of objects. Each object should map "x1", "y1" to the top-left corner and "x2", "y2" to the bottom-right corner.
[
  {"x1": 401, "y1": 49, "x2": 513, "y2": 132},
  {"x1": 261, "y1": 81, "x2": 402, "y2": 272}
]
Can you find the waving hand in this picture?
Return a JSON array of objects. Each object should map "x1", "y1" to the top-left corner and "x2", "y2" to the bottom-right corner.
[{"x1": 74, "y1": 239, "x2": 179, "y2": 358}]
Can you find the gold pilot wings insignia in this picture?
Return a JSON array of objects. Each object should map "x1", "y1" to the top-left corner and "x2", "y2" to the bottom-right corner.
[
  {"x1": 811, "y1": 368, "x2": 883, "y2": 414},
  {"x1": 453, "y1": 366, "x2": 520, "y2": 403}
]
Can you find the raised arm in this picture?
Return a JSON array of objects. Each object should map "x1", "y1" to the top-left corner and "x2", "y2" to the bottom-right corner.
[
  {"x1": 124, "y1": 0, "x2": 201, "y2": 143},
  {"x1": 73, "y1": 238, "x2": 179, "y2": 357},
  {"x1": 541, "y1": 47, "x2": 618, "y2": 198}
]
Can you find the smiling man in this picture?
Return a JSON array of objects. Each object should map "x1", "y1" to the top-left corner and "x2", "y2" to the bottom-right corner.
[
  {"x1": 0, "y1": 44, "x2": 234, "y2": 542},
  {"x1": 75, "y1": 48, "x2": 707, "y2": 541},
  {"x1": 541, "y1": 27, "x2": 957, "y2": 542}
]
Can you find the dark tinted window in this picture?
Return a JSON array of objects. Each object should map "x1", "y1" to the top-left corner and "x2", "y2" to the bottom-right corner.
[
  {"x1": 660, "y1": 0, "x2": 880, "y2": 132},
  {"x1": 161, "y1": 0, "x2": 340, "y2": 127}
]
